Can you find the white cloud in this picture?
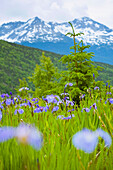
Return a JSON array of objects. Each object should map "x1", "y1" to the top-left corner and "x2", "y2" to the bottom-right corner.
[
  {"x1": 50, "y1": 2, "x2": 60, "y2": 10},
  {"x1": 0, "y1": 0, "x2": 113, "y2": 28}
]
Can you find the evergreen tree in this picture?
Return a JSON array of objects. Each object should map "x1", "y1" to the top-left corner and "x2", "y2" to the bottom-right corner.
[
  {"x1": 29, "y1": 52, "x2": 59, "y2": 97},
  {"x1": 60, "y1": 22, "x2": 103, "y2": 104}
]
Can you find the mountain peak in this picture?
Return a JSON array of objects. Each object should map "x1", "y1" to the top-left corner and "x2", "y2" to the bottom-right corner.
[
  {"x1": 34, "y1": 16, "x2": 42, "y2": 21},
  {"x1": 26, "y1": 16, "x2": 42, "y2": 25},
  {"x1": 81, "y1": 16, "x2": 92, "y2": 20}
]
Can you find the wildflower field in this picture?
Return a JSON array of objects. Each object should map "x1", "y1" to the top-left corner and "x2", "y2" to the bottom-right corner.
[{"x1": 0, "y1": 84, "x2": 113, "y2": 170}]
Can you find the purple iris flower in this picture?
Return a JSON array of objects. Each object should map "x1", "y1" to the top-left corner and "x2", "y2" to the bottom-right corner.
[
  {"x1": 14, "y1": 108, "x2": 24, "y2": 115},
  {"x1": 1, "y1": 93, "x2": 9, "y2": 98},
  {"x1": 34, "y1": 107, "x2": 42, "y2": 113},
  {"x1": 34, "y1": 106, "x2": 49, "y2": 113},
  {"x1": 24, "y1": 87, "x2": 29, "y2": 90},
  {"x1": 34, "y1": 101, "x2": 39, "y2": 105},
  {"x1": 68, "y1": 109, "x2": 75, "y2": 112},
  {"x1": 63, "y1": 116, "x2": 72, "y2": 120},
  {"x1": 80, "y1": 94, "x2": 85, "y2": 99},
  {"x1": 106, "y1": 82, "x2": 108, "y2": 87},
  {"x1": 63, "y1": 114, "x2": 75, "y2": 120},
  {"x1": 94, "y1": 87, "x2": 99, "y2": 90},
  {"x1": 109, "y1": 98, "x2": 113, "y2": 104},
  {"x1": 32, "y1": 98, "x2": 37, "y2": 101},
  {"x1": 72, "y1": 128, "x2": 112, "y2": 153},
  {"x1": 20, "y1": 103, "x2": 28, "y2": 107},
  {"x1": 89, "y1": 103, "x2": 97, "y2": 109},
  {"x1": 63, "y1": 96, "x2": 69, "y2": 101},
  {"x1": 43, "y1": 94, "x2": 60, "y2": 104},
  {"x1": 92, "y1": 103, "x2": 97, "y2": 109},
  {"x1": 57, "y1": 115, "x2": 64, "y2": 119},
  {"x1": 57, "y1": 114, "x2": 75, "y2": 120},
  {"x1": 6, "y1": 99, "x2": 12, "y2": 106},
  {"x1": 19, "y1": 87, "x2": 29, "y2": 91},
  {"x1": 66, "y1": 100, "x2": 74, "y2": 106},
  {"x1": 19, "y1": 87, "x2": 24, "y2": 91},
  {"x1": 85, "y1": 108, "x2": 90, "y2": 112},
  {"x1": 10, "y1": 92, "x2": 12, "y2": 95},
  {"x1": 81, "y1": 108, "x2": 90, "y2": 112},
  {"x1": 27, "y1": 101, "x2": 32, "y2": 107},
  {"x1": 57, "y1": 100, "x2": 64, "y2": 105},
  {"x1": 106, "y1": 92, "x2": 112, "y2": 95},
  {"x1": 65, "y1": 83, "x2": 73, "y2": 88},
  {"x1": 52, "y1": 106, "x2": 59, "y2": 113},
  {"x1": 89, "y1": 106, "x2": 92, "y2": 109}
]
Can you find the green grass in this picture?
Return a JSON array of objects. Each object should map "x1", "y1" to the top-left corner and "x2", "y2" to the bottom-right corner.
[{"x1": 0, "y1": 87, "x2": 113, "y2": 170}]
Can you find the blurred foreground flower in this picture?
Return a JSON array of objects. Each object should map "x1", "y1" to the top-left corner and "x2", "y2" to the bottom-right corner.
[
  {"x1": 72, "y1": 128, "x2": 112, "y2": 153},
  {"x1": 0, "y1": 123, "x2": 43, "y2": 150},
  {"x1": 15, "y1": 124, "x2": 43, "y2": 150}
]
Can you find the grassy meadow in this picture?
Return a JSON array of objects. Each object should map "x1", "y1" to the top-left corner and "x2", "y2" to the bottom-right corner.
[{"x1": 0, "y1": 84, "x2": 112, "y2": 170}]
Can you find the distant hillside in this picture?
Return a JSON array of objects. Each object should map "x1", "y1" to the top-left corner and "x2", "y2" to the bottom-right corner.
[
  {"x1": 0, "y1": 40, "x2": 113, "y2": 94},
  {"x1": 93, "y1": 62, "x2": 113, "y2": 85},
  {"x1": 0, "y1": 40, "x2": 63, "y2": 93}
]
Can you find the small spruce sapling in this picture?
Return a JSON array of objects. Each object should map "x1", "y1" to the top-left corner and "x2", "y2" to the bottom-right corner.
[{"x1": 60, "y1": 22, "x2": 103, "y2": 105}]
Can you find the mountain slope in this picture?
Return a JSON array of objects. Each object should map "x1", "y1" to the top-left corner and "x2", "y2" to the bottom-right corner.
[
  {"x1": 0, "y1": 40, "x2": 63, "y2": 93},
  {"x1": 1, "y1": 17, "x2": 113, "y2": 65},
  {"x1": 0, "y1": 40, "x2": 113, "y2": 94}
]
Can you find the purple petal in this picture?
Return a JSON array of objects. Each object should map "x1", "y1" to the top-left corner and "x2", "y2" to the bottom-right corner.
[
  {"x1": 0, "y1": 127, "x2": 15, "y2": 142},
  {"x1": 96, "y1": 128, "x2": 112, "y2": 147}
]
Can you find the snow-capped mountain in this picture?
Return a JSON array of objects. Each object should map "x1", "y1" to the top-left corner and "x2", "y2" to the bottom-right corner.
[
  {"x1": 0, "y1": 16, "x2": 113, "y2": 64},
  {"x1": 1, "y1": 16, "x2": 113, "y2": 45}
]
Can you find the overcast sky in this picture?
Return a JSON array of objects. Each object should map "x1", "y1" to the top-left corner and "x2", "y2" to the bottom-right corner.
[{"x1": 1, "y1": 0, "x2": 113, "y2": 28}]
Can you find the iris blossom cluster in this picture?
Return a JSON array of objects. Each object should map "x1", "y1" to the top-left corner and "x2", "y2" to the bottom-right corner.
[
  {"x1": 1, "y1": 93, "x2": 9, "y2": 98},
  {"x1": 72, "y1": 128, "x2": 112, "y2": 153},
  {"x1": 14, "y1": 108, "x2": 24, "y2": 115},
  {"x1": 43, "y1": 94, "x2": 60, "y2": 104},
  {"x1": 57, "y1": 114, "x2": 75, "y2": 120},
  {"x1": 34, "y1": 105, "x2": 49, "y2": 113},
  {"x1": 64, "y1": 83, "x2": 73, "y2": 89},
  {"x1": 0, "y1": 123, "x2": 43, "y2": 150},
  {"x1": 19, "y1": 87, "x2": 29, "y2": 91},
  {"x1": 94, "y1": 87, "x2": 99, "y2": 90},
  {"x1": 105, "y1": 98, "x2": 113, "y2": 104},
  {"x1": 81, "y1": 103, "x2": 97, "y2": 113}
]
